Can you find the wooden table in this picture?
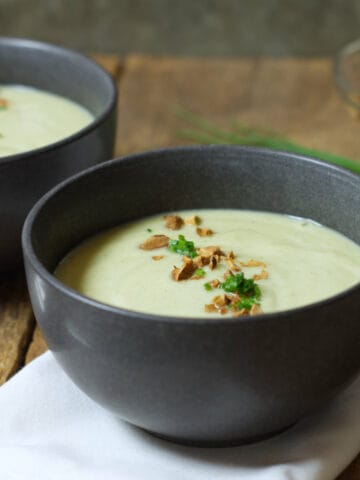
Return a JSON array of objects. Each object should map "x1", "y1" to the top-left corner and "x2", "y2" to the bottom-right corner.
[{"x1": 0, "y1": 54, "x2": 359, "y2": 479}]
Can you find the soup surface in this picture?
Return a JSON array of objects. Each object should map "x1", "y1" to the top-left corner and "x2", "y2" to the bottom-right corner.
[
  {"x1": 0, "y1": 85, "x2": 93, "y2": 157},
  {"x1": 55, "y1": 210, "x2": 360, "y2": 317}
]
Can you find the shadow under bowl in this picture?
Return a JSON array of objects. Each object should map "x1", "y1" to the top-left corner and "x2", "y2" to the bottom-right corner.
[
  {"x1": 22, "y1": 146, "x2": 360, "y2": 446},
  {"x1": 0, "y1": 37, "x2": 117, "y2": 271}
]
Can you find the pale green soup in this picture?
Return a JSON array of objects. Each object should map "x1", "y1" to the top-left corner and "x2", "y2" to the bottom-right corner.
[
  {"x1": 0, "y1": 85, "x2": 94, "y2": 157},
  {"x1": 55, "y1": 210, "x2": 360, "y2": 317}
]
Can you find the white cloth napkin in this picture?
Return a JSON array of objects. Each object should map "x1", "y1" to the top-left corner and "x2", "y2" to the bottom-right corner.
[{"x1": 0, "y1": 352, "x2": 359, "y2": 480}]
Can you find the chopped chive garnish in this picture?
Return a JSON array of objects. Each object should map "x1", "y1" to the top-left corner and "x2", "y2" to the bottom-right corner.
[
  {"x1": 221, "y1": 273, "x2": 261, "y2": 299},
  {"x1": 221, "y1": 273, "x2": 261, "y2": 311},
  {"x1": 204, "y1": 282, "x2": 212, "y2": 291},
  {"x1": 236, "y1": 297, "x2": 259, "y2": 311},
  {"x1": 146, "y1": 228, "x2": 153, "y2": 233},
  {"x1": 168, "y1": 234, "x2": 198, "y2": 258},
  {"x1": 194, "y1": 268, "x2": 205, "y2": 277}
]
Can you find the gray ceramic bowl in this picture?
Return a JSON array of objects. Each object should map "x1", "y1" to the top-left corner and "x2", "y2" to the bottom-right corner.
[
  {"x1": 0, "y1": 37, "x2": 117, "y2": 271},
  {"x1": 22, "y1": 146, "x2": 360, "y2": 446}
]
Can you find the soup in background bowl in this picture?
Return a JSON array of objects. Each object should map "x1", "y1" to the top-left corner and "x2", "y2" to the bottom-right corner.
[
  {"x1": 22, "y1": 146, "x2": 360, "y2": 446},
  {"x1": 0, "y1": 37, "x2": 117, "y2": 271}
]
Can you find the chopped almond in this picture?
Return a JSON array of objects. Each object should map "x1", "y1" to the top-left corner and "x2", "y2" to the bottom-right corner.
[
  {"x1": 152, "y1": 255, "x2": 164, "y2": 261},
  {"x1": 225, "y1": 293, "x2": 240, "y2": 304},
  {"x1": 208, "y1": 254, "x2": 219, "y2": 270},
  {"x1": 140, "y1": 234, "x2": 169, "y2": 250},
  {"x1": 240, "y1": 259, "x2": 267, "y2": 268},
  {"x1": 191, "y1": 274, "x2": 203, "y2": 280},
  {"x1": 197, "y1": 246, "x2": 222, "y2": 257},
  {"x1": 253, "y1": 269, "x2": 269, "y2": 281},
  {"x1": 226, "y1": 258, "x2": 241, "y2": 272},
  {"x1": 172, "y1": 257, "x2": 196, "y2": 281},
  {"x1": 193, "y1": 256, "x2": 205, "y2": 268},
  {"x1": 185, "y1": 215, "x2": 201, "y2": 225},
  {"x1": 212, "y1": 294, "x2": 229, "y2": 308},
  {"x1": 249, "y1": 304, "x2": 262, "y2": 316},
  {"x1": 228, "y1": 250, "x2": 235, "y2": 259},
  {"x1": 205, "y1": 304, "x2": 217, "y2": 313},
  {"x1": 0, "y1": 98, "x2": 8, "y2": 108},
  {"x1": 223, "y1": 270, "x2": 234, "y2": 280},
  {"x1": 196, "y1": 227, "x2": 213, "y2": 237},
  {"x1": 164, "y1": 215, "x2": 184, "y2": 230},
  {"x1": 209, "y1": 279, "x2": 220, "y2": 289},
  {"x1": 232, "y1": 309, "x2": 248, "y2": 317}
]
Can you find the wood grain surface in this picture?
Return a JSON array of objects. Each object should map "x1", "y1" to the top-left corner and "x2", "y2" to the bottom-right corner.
[
  {"x1": 0, "y1": 53, "x2": 359, "y2": 479},
  {"x1": 0, "y1": 271, "x2": 34, "y2": 384}
]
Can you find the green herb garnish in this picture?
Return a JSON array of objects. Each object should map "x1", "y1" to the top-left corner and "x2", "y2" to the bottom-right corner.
[
  {"x1": 204, "y1": 282, "x2": 212, "y2": 291},
  {"x1": 175, "y1": 107, "x2": 360, "y2": 175},
  {"x1": 221, "y1": 273, "x2": 260, "y2": 298},
  {"x1": 146, "y1": 228, "x2": 153, "y2": 233},
  {"x1": 194, "y1": 268, "x2": 205, "y2": 277},
  {"x1": 236, "y1": 297, "x2": 259, "y2": 312},
  {"x1": 221, "y1": 273, "x2": 261, "y2": 311},
  {"x1": 168, "y1": 234, "x2": 198, "y2": 258}
]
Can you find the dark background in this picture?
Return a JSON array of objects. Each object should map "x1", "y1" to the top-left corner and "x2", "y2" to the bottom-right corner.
[{"x1": 1, "y1": 0, "x2": 359, "y2": 56}]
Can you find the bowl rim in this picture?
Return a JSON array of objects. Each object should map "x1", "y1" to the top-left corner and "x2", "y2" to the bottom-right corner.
[
  {"x1": 0, "y1": 36, "x2": 117, "y2": 166},
  {"x1": 22, "y1": 144, "x2": 360, "y2": 325}
]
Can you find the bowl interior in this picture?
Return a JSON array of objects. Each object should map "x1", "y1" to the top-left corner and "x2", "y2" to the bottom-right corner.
[
  {"x1": 25, "y1": 147, "x2": 360, "y2": 277},
  {"x1": 0, "y1": 37, "x2": 115, "y2": 119}
]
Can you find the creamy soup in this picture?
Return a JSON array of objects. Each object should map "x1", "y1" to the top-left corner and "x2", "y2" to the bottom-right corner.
[
  {"x1": 55, "y1": 210, "x2": 360, "y2": 317},
  {"x1": 0, "y1": 85, "x2": 93, "y2": 157}
]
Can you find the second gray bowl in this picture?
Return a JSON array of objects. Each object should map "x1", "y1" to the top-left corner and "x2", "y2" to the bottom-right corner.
[{"x1": 0, "y1": 37, "x2": 117, "y2": 271}]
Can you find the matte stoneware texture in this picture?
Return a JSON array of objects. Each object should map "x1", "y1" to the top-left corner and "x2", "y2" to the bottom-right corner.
[
  {"x1": 0, "y1": 37, "x2": 117, "y2": 271},
  {"x1": 22, "y1": 146, "x2": 360, "y2": 446}
]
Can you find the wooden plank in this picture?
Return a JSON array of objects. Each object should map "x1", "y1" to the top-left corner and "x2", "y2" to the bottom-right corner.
[
  {"x1": 338, "y1": 456, "x2": 360, "y2": 480},
  {"x1": 0, "y1": 272, "x2": 34, "y2": 385},
  {"x1": 117, "y1": 55, "x2": 360, "y2": 163},
  {"x1": 91, "y1": 53, "x2": 123, "y2": 81},
  {"x1": 25, "y1": 324, "x2": 47, "y2": 364}
]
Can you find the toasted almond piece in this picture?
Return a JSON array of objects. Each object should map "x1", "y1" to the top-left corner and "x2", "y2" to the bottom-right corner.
[
  {"x1": 232, "y1": 308, "x2": 248, "y2": 317},
  {"x1": 223, "y1": 269, "x2": 234, "y2": 280},
  {"x1": 0, "y1": 98, "x2": 9, "y2": 108},
  {"x1": 209, "y1": 279, "x2": 220, "y2": 289},
  {"x1": 196, "y1": 227, "x2": 213, "y2": 237},
  {"x1": 185, "y1": 215, "x2": 201, "y2": 226},
  {"x1": 197, "y1": 246, "x2": 222, "y2": 257},
  {"x1": 226, "y1": 258, "x2": 241, "y2": 272},
  {"x1": 208, "y1": 254, "x2": 219, "y2": 270},
  {"x1": 225, "y1": 293, "x2": 240, "y2": 304},
  {"x1": 205, "y1": 303, "x2": 217, "y2": 313},
  {"x1": 152, "y1": 255, "x2": 164, "y2": 261},
  {"x1": 164, "y1": 214, "x2": 184, "y2": 230},
  {"x1": 193, "y1": 256, "x2": 205, "y2": 268},
  {"x1": 140, "y1": 234, "x2": 169, "y2": 250},
  {"x1": 240, "y1": 259, "x2": 267, "y2": 268},
  {"x1": 220, "y1": 307, "x2": 228, "y2": 315},
  {"x1": 249, "y1": 304, "x2": 262, "y2": 316},
  {"x1": 212, "y1": 294, "x2": 229, "y2": 308},
  {"x1": 228, "y1": 250, "x2": 235, "y2": 259},
  {"x1": 253, "y1": 269, "x2": 269, "y2": 281},
  {"x1": 172, "y1": 258, "x2": 196, "y2": 281}
]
